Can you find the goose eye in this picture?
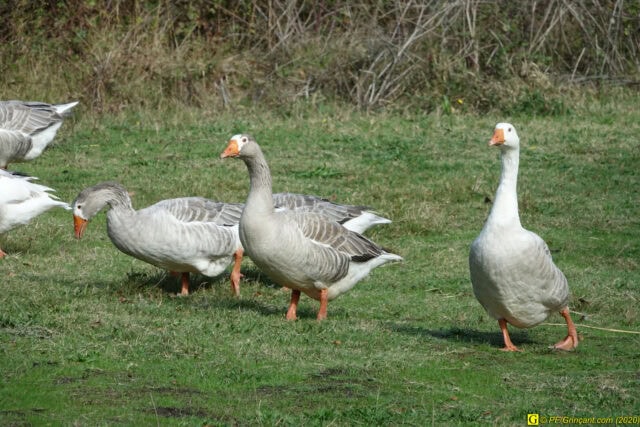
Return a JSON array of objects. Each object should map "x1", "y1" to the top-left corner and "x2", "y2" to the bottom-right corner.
[
  {"x1": 242, "y1": 137, "x2": 248, "y2": 143},
  {"x1": 508, "y1": 127, "x2": 512, "y2": 132},
  {"x1": 77, "y1": 204, "x2": 82, "y2": 209}
]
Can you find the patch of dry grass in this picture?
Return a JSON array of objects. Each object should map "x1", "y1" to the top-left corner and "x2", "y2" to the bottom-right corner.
[{"x1": 1, "y1": 1, "x2": 638, "y2": 114}]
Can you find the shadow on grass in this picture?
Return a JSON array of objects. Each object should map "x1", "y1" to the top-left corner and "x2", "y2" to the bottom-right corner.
[
  {"x1": 125, "y1": 267, "x2": 295, "y2": 318},
  {"x1": 123, "y1": 270, "x2": 220, "y2": 295},
  {"x1": 122, "y1": 266, "x2": 281, "y2": 295},
  {"x1": 388, "y1": 323, "x2": 535, "y2": 349},
  {"x1": 214, "y1": 296, "x2": 286, "y2": 318},
  {"x1": 195, "y1": 267, "x2": 329, "y2": 320},
  {"x1": 61, "y1": 265, "x2": 324, "y2": 319}
]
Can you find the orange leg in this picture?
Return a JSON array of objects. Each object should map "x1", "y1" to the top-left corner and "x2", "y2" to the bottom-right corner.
[
  {"x1": 0, "y1": 247, "x2": 6, "y2": 258},
  {"x1": 317, "y1": 289, "x2": 328, "y2": 321},
  {"x1": 179, "y1": 272, "x2": 190, "y2": 296},
  {"x1": 552, "y1": 307, "x2": 578, "y2": 351},
  {"x1": 499, "y1": 319, "x2": 521, "y2": 352},
  {"x1": 229, "y1": 248, "x2": 244, "y2": 297},
  {"x1": 286, "y1": 289, "x2": 301, "y2": 321}
]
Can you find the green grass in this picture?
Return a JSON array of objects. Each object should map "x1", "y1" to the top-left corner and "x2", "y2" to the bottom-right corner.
[{"x1": 1, "y1": 98, "x2": 639, "y2": 425}]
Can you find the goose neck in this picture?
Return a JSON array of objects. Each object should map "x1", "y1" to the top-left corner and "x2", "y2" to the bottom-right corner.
[
  {"x1": 244, "y1": 147, "x2": 275, "y2": 216},
  {"x1": 488, "y1": 147, "x2": 521, "y2": 228},
  {"x1": 105, "y1": 187, "x2": 135, "y2": 213}
]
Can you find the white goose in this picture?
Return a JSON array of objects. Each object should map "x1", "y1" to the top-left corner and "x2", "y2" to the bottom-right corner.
[
  {"x1": 0, "y1": 170, "x2": 70, "y2": 257},
  {"x1": 469, "y1": 123, "x2": 578, "y2": 351},
  {"x1": 72, "y1": 182, "x2": 244, "y2": 296},
  {"x1": 0, "y1": 100, "x2": 79, "y2": 169},
  {"x1": 221, "y1": 134, "x2": 402, "y2": 320}
]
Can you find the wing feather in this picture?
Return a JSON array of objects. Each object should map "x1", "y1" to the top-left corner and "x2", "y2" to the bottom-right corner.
[
  {"x1": 273, "y1": 192, "x2": 373, "y2": 223},
  {"x1": 0, "y1": 101, "x2": 64, "y2": 135},
  {"x1": 152, "y1": 197, "x2": 243, "y2": 226},
  {"x1": 291, "y1": 211, "x2": 385, "y2": 261}
]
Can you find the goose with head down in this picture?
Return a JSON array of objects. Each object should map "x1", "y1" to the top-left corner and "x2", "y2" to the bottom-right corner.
[
  {"x1": 72, "y1": 182, "x2": 244, "y2": 296},
  {"x1": 0, "y1": 100, "x2": 79, "y2": 169},
  {"x1": 0, "y1": 170, "x2": 70, "y2": 257},
  {"x1": 221, "y1": 134, "x2": 402, "y2": 320},
  {"x1": 469, "y1": 123, "x2": 578, "y2": 351}
]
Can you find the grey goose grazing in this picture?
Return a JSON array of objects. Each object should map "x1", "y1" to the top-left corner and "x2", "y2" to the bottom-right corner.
[{"x1": 72, "y1": 182, "x2": 244, "y2": 296}]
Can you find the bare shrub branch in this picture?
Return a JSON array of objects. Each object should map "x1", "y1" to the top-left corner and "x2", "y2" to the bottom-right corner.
[{"x1": 1, "y1": 0, "x2": 638, "y2": 112}]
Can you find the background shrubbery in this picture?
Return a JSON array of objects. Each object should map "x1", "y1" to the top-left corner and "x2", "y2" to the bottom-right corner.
[{"x1": 1, "y1": 0, "x2": 639, "y2": 113}]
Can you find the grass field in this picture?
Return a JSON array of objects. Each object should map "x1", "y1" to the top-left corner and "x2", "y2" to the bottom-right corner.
[{"x1": 1, "y1": 98, "x2": 639, "y2": 425}]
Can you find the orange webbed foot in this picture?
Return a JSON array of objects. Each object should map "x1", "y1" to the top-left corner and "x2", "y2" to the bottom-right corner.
[
  {"x1": 500, "y1": 344, "x2": 522, "y2": 352},
  {"x1": 552, "y1": 308, "x2": 578, "y2": 351},
  {"x1": 498, "y1": 319, "x2": 521, "y2": 351},
  {"x1": 551, "y1": 335, "x2": 577, "y2": 351},
  {"x1": 285, "y1": 311, "x2": 297, "y2": 321}
]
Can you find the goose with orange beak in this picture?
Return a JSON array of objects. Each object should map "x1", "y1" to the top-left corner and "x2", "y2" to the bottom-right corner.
[
  {"x1": 469, "y1": 123, "x2": 578, "y2": 351},
  {"x1": 221, "y1": 134, "x2": 402, "y2": 320},
  {"x1": 72, "y1": 182, "x2": 244, "y2": 296}
]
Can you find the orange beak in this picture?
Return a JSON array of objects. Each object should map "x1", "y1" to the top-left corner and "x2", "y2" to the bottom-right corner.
[
  {"x1": 73, "y1": 215, "x2": 88, "y2": 239},
  {"x1": 220, "y1": 139, "x2": 240, "y2": 158},
  {"x1": 489, "y1": 128, "x2": 505, "y2": 146}
]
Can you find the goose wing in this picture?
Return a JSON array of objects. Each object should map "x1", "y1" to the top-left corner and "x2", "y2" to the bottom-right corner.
[
  {"x1": 294, "y1": 211, "x2": 385, "y2": 261},
  {"x1": 152, "y1": 197, "x2": 243, "y2": 226},
  {"x1": 273, "y1": 192, "x2": 369, "y2": 222},
  {"x1": 0, "y1": 101, "x2": 63, "y2": 135},
  {"x1": 273, "y1": 192, "x2": 390, "y2": 232},
  {"x1": 521, "y1": 230, "x2": 569, "y2": 304},
  {"x1": 269, "y1": 211, "x2": 386, "y2": 283}
]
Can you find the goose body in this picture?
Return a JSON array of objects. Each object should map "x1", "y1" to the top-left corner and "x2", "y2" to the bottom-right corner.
[
  {"x1": 72, "y1": 182, "x2": 244, "y2": 295},
  {"x1": 0, "y1": 100, "x2": 79, "y2": 169},
  {"x1": 221, "y1": 134, "x2": 402, "y2": 320},
  {"x1": 0, "y1": 170, "x2": 70, "y2": 257},
  {"x1": 468, "y1": 123, "x2": 577, "y2": 351}
]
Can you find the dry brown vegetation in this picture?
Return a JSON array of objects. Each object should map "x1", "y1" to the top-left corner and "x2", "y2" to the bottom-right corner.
[{"x1": 1, "y1": 0, "x2": 639, "y2": 113}]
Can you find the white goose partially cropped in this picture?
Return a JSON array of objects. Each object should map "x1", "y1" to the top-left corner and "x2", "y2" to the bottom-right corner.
[
  {"x1": 72, "y1": 182, "x2": 244, "y2": 296},
  {"x1": 221, "y1": 134, "x2": 402, "y2": 320},
  {"x1": 0, "y1": 100, "x2": 79, "y2": 169},
  {"x1": 0, "y1": 170, "x2": 70, "y2": 257},
  {"x1": 469, "y1": 123, "x2": 578, "y2": 351}
]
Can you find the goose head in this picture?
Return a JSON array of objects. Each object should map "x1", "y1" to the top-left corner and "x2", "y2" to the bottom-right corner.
[
  {"x1": 489, "y1": 123, "x2": 519, "y2": 149},
  {"x1": 72, "y1": 182, "x2": 126, "y2": 238},
  {"x1": 72, "y1": 202, "x2": 92, "y2": 239},
  {"x1": 220, "y1": 134, "x2": 258, "y2": 159}
]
